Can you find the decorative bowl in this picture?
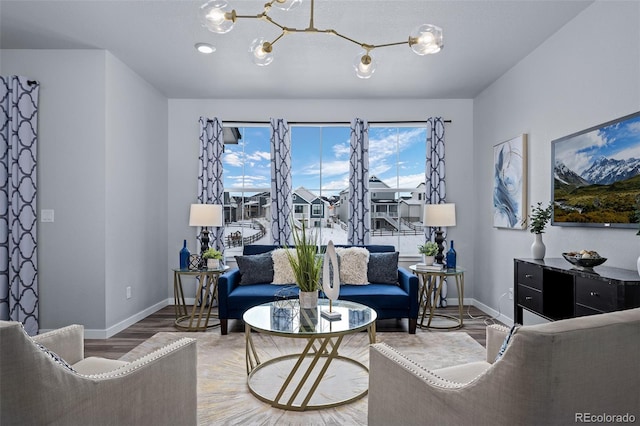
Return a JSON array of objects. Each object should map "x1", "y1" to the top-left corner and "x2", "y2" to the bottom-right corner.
[{"x1": 562, "y1": 253, "x2": 607, "y2": 268}]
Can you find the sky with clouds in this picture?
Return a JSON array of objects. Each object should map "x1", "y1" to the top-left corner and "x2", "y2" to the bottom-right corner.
[
  {"x1": 554, "y1": 113, "x2": 640, "y2": 175},
  {"x1": 224, "y1": 126, "x2": 427, "y2": 196}
]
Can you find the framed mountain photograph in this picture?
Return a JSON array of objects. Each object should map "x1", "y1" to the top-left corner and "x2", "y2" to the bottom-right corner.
[{"x1": 551, "y1": 111, "x2": 640, "y2": 228}]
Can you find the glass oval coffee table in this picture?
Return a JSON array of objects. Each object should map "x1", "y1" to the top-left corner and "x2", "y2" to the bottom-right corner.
[{"x1": 243, "y1": 299, "x2": 377, "y2": 411}]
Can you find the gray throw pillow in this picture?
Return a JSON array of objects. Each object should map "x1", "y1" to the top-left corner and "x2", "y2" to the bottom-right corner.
[
  {"x1": 235, "y1": 253, "x2": 274, "y2": 285},
  {"x1": 367, "y1": 251, "x2": 399, "y2": 285}
]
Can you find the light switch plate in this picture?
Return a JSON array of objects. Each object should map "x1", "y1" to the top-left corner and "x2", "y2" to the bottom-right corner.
[{"x1": 41, "y1": 209, "x2": 54, "y2": 223}]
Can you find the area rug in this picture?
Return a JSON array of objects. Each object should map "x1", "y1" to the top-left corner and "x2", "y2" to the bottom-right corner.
[{"x1": 121, "y1": 331, "x2": 486, "y2": 425}]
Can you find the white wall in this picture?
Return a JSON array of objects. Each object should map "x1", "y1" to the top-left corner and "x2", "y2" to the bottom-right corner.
[
  {"x1": 167, "y1": 99, "x2": 475, "y2": 299},
  {"x1": 1, "y1": 49, "x2": 169, "y2": 336},
  {"x1": 473, "y1": 1, "x2": 640, "y2": 323},
  {"x1": 1, "y1": 50, "x2": 108, "y2": 331},
  {"x1": 104, "y1": 52, "x2": 169, "y2": 332}
]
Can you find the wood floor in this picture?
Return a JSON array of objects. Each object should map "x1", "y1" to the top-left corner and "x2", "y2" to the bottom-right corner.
[{"x1": 84, "y1": 305, "x2": 504, "y2": 359}]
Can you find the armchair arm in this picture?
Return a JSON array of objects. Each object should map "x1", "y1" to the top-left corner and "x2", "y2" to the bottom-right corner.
[
  {"x1": 6, "y1": 337, "x2": 198, "y2": 426},
  {"x1": 486, "y1": 324, "x2": 510, "y2": 363},
  {"x1": 217, "y1": 268, "x2": 241, "y2": 318},
  {"x1": 398, "y1": 267, "x2": 419, "y2": 318},
  {"x1": 369, "y1": 343, "x2": 466, "y2": 426},
  {"x1": 32, "y1": 324, "x2": 84, "y2": 365}
]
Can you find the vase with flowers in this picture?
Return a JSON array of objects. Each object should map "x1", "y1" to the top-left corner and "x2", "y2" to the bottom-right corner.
[{"x1": 528, "y1": 202, "x2": 553, "y2": 260}]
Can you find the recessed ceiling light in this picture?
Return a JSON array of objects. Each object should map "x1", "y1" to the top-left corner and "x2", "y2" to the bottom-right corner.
[{"x1": 195, "y1": 43, "x2": 216, "y2": 54}]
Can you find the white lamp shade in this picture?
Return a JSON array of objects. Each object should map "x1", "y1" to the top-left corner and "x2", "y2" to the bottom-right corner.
[
  {"x1": 424, "y1": 203, "x2": 456, "y2": 227},
  {"x1": 189, "y1": 204, "x2": 223, "y2": 227}
]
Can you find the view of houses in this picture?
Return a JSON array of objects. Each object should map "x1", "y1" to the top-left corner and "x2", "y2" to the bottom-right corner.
[{"x1": 222, "y1": 176, "x2": 427, "y2": 255}]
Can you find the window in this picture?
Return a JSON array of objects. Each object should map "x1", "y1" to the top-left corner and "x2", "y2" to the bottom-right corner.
[{"x1": 223, "y1": 124, "x2": 426, "y2": 255}]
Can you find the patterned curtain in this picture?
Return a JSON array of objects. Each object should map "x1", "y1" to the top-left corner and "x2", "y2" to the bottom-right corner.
[
  {"x1": 197, "y1": 117, "x2": 225, "y2": 256},
  {"x1": 0, "y1": 76, "x2": 39, "y2": 335},
  {"x1": 348, "y1": 118, "x2": 371, "y2": 245},
  {"x1": 424, "y1": 117, "x2": 447, "y2": 306},
  {"x1": 270, "y1": 118, "x2": 292, "y2": 246}
]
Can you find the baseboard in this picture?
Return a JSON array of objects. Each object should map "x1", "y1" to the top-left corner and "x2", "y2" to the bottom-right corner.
[
  {"x1": 83, "y1": 300, "x2": 169, "y2": 339},
  {"x1": 50, "y1": 297, "x2": 511, "y2": 339},
  {"x1": 470, "y1": 298, "x2": 513, "y2": 326}
]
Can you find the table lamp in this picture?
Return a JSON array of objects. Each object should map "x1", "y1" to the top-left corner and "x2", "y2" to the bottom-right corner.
[
  {"x1": 424, "y1": 203, "x2": 456, "y2": 264},
  {"x1": 189, "y1": 204, "x2": 223, "y2": 258}
]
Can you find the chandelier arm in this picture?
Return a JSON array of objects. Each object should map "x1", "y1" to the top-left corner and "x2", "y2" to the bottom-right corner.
[
  {"x1": 368, "y1": 40, "x2": 410, "y2": 50},
  {"x1": 268, "y1": 31, "x2": 287, "y2": 46},
  {"x1": 308, "y1": 0, "x2": 316, "y2": 30},
  {"x1": 328, "y1": 30, "x2": 369, "y2": 50},
  {"x1": 234, "y1": 14, "x2": 264, "y2": 20}
]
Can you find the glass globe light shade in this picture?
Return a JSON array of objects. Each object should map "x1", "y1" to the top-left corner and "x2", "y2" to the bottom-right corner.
[
  {"x1": 353, "y1": 51, "x2": 376, "y2": 79},
  {"x1": 409, "y1": 24, "x2": 443, "y2": 55},
  {"x1": 273, "y1": 0, "x2": 302, "y2": 11},
  {"x1": 249, "y1": 38, "x2": 274, "y2": 66},
  {"x1": 199, "y1": 0, "x2": 235, "y2": 34}
]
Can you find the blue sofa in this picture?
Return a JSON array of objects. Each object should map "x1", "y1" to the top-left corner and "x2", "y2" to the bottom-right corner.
[{"x1": 217, "y1": 245, "x2": 419, "y2": 334}]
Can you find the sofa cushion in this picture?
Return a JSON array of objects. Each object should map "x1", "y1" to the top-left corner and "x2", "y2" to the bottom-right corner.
[
  {"x1": 368, "y1": 251, "x2": 399, "y2": 285},
  {"x1": 336, "y1": 247, "x2": 370, "y2": 284},
  {"x1": 272, "y1": 248, "x2": 297, "y2": 284},
  {"x1": 235, "y1": 253, "x2": 274, "y2": 285},
  {"x1": 338, "y1": 284, "x2": 408, "y2": 310},
  {"x1": 228, "y1": 283, "x2": 298, "y2": 310},
  {"x1": 73, "y1": 357, "x2": 129, "y2": 375}
]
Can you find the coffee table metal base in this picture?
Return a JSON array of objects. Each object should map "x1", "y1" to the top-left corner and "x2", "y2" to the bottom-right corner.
[{"x1": 245, "y1": 331, "x2": 370, "y2": 411}]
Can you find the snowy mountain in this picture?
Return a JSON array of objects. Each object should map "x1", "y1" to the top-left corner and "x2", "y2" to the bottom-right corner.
[
  {"x1": 581, "y1": 156, "x2": 640, "y2": 185},
  {"x1": 554, "y1": 161, "x2": 590, "y2": 186}
]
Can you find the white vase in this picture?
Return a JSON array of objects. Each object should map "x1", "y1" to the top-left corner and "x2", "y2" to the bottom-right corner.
[
  {"x1": 636, "y1": 256, "x2": 640, "y2": 277},
  {"x1": 207, "y1": 258, "x2": 220, "y2": 269},
  {"x1": 299, "y1": 291, "x2": 318, "y2": 309},
  {"x1": 423, "y1": 255, "x2": 435, "y2": 266},
  {"x1": 531, "y1": 233, "x2": 546, "y2": 260}
]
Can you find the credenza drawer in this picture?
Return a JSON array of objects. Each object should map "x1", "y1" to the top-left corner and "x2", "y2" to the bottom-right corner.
[
  {"x1": 575, "y1": 277, "x2": 616, "y2": 313},
  {"x1": 517, "y1": 284, "x2": 542, "y2": 314},
  {"x1": 575, "y1": 303, "x2": 605, "y2": 317},
  {"x1": 516, "y1": 262, "x2": 543, "y2": 290}
]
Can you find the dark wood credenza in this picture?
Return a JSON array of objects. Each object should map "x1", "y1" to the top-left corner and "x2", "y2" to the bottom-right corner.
[{"x1": 514, "y1": 258, "x2": 640, "y2": 324}]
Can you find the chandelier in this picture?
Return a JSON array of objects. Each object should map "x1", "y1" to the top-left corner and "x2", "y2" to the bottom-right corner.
[{"x1": 198, "y1": 0, "x2": 443, "y2": 79}]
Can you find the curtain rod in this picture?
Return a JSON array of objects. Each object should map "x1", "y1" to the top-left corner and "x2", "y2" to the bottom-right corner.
[{"x1": 210, "y1": 119, "x2": 452, "y2": 125}]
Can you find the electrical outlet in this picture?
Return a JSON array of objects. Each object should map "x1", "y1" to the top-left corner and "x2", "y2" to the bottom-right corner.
[
  {"x1": 508, "y1": 287, "x2": 513, "y2": 300},
  {"x1": 126, "y1": 286, "x2": 132, "y2": 299}
]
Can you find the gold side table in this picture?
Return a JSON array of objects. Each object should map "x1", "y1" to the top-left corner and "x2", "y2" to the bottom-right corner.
[
  {"x1": 409, "y1": 265, "x2": 465, "y2": 329},
  {"x1": 172, "y1": 266, "x2": 229, "y2": 331}
]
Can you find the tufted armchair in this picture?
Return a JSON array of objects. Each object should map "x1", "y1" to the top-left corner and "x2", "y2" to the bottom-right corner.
[
  {"x1": 369, "y1": 307, "x2": 640, "y2": 426},
  {"x1": 0, "y1": 321, "x2": 197, "y2": 426}
]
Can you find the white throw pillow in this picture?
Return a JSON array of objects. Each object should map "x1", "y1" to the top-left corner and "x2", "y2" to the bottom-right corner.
[
  {"x1": 271, "y1": 248, "x2": 297, "y2": 284},
  {"x1": 336, "y1": 247, "x2": 370, "y2": 285}
]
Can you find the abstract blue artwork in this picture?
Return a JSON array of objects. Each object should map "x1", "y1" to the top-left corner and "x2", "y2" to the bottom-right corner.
[{"x1": 493, "y1": 135, "x2": 527, "y2": 229}]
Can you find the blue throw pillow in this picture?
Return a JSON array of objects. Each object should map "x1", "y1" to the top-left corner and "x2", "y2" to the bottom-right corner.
[
  {"x1": 495, "y1": 324, "x2": 520, "y2": 362},
  {"x1": 235, "y1": 253, "x2": 274, "y2": 285},
  {"x1": 367, "y1": 251, "x2": 399, "y2": 285}
]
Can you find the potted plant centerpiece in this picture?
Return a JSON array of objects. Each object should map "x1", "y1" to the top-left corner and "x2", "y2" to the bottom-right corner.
[
  {"x1": 202, "y1": 247, "x2": 223, "y2": 269},
  {"x1": 286, "y1": 220, "x2": 322, "y2": 309},
  {"x1": 528, "y1": 202, "x2": 553, "y2": 260},
  {"x1": 418, "y1": 241, "x2": 439, "y2": 265}
]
